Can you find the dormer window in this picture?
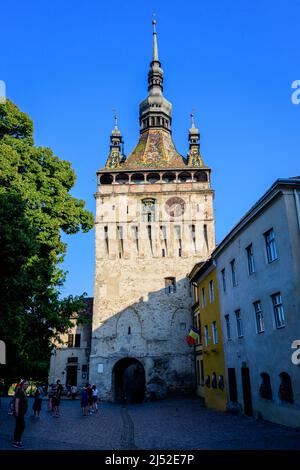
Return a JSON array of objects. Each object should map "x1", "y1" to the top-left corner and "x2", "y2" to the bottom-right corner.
[{"x1": 142, "y1": 198, "x2": 156, "y2": 222}]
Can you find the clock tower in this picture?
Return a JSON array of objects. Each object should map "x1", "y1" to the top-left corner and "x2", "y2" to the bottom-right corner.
[{"x1": 90, "y1": 21, "x2": 215, "y2": 402}]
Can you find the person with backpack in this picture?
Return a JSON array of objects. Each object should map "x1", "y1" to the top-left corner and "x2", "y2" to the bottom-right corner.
[{"x1": 12, "y1": 379, "x2": 29, "y2": 448}]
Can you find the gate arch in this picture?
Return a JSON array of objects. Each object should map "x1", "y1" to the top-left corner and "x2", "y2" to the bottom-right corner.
[{"x1": 112, "y1": 357, "x2": 145, "y2": 404}]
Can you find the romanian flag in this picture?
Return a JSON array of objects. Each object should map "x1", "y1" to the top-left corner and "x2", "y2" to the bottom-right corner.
[{"x1": 186, "y1": 327, "x2": 200, "y2": 346}]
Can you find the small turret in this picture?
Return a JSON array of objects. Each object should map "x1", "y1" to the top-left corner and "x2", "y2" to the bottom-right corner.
[
  {"x1": 105, "y1": 113, "x2": 125, "y2": 169},
  {"x1": 187, "y1": 112, "x2": 204, "y2": 167}
]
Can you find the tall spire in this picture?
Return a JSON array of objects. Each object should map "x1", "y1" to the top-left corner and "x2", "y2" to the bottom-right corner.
[
  {"x1": 139, "y1": 19, "x2": 172, "y2": 133},
  {"x1": 152, "y1": 19, "x2": 159, "y2": 62}
]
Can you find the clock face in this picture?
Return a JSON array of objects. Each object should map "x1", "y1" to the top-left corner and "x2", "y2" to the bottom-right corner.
[{"x1": 165, "y1": 197, "x2": 185, "y2": 217}]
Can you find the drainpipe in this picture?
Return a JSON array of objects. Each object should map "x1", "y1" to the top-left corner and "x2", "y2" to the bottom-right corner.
[{"x1": 294, "y1": 190, "x2": 300, "y2": 233}]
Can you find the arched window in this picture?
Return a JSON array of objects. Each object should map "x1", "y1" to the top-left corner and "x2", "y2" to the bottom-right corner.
[
  {"x1": 205, "y1": 375, "x2": 210, "y2": 388},
  {"x1": 131, "y1": 173, "x2": 145, "y2": 184},
  {"x1": 278, "y1": 372, "x2": 294, "y2": 403},
  {"x1": 142, "y1": 198, "x2": 156, "y2": 222},
  {"x1": 100, "y1": 173, "x2": 113, "y2": 185},
  {"x1": 162, "y1": 172, "x2": 176, "y2": 183},
  {"x1": 218, "y1": 375, "x2": 224, "y2": 391},
  {"x1": 259, "y1": 373, "x2": 273, "y2": 400},
  {"x1": 116, "y1": 173, "x2": 129, "y2": 184},
  {"x1": 178, "y1": 172, "x2": 192, "y2": 183},
  {"x1": 194, "y1": 171, "x2": 208, "y2": 182},
  {"x1": 146, "y1": 173, "x2": 160, "y2": 183},
  {"x1": 211, "y1": 372, "x2": 217, "y2": 389}
]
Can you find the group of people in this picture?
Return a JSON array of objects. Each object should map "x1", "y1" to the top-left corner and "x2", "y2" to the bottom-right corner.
[
  {"x1": 81, "y1": 384, "x2": 99, "y2": 416},
  {"x1": 7, "y1": 379, "x2": 100, "y2": 448}
]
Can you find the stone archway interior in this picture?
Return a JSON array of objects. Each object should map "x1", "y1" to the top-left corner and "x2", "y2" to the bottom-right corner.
[{"x1": 112, "y1": 358, "x2": 145, "y2": 404}]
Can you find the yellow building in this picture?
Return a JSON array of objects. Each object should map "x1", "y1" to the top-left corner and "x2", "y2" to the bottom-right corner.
[{"x1": 190, "y1": 259, "x2": 227, "y2": 411}]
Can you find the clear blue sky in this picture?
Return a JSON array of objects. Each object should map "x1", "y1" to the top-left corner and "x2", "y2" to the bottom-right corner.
[{"x1": 1, "y1": 0, "x2": 299, "y2": 297}]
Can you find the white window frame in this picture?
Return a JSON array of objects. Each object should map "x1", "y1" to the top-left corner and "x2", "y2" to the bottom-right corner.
[
  {"x1": 253, "y1": 301, "x2": 264, "y2": 333},
  {"x1": 230, "y1": 259, "x2": 237, "y2": 287},
  {"x1": 225, "y1": 314, "x2": 231, "y2": 340},
  {"x1": 204, "y1": 325, "x2": 209, "y2": 346},
  {"x1": 264, "y1": 228, "x2": 278, "y2": 263},
  {"x1": 221, "y1": 268, "x2": 226, "y2": 293},
  {"x1": 246, "y1": 244, "x2": 255, "y2": 274},
  {"x1": 235, "y1": 309, "x2": 243, "y2": 338},
  {"x1": 212, "y1": 321, "x2": 218, "y2": 344},
  {"x1": 271, "y1": 293, "x2": 285, "y2": 329}
]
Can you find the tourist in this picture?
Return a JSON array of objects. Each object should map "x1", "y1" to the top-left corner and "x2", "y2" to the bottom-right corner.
[{"x1": 12, "y1": 379, "x2": 29, "y2": 448}]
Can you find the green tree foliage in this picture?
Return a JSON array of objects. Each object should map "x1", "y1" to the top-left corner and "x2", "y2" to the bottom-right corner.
[{"x1": 0, "y1": 100, "x2": 94, "y2": 380}]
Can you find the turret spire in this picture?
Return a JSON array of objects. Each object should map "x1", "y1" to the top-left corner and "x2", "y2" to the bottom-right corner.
[
  {"x1": 105, "y1": 112, "x2": 125, "y2": 169},
  {"x1": 187, "y1": 111, "x2": 204, "y2": 167},
  {"x1": 152, "y1": 19, "x2": 159, "y2": 62},
  {"x1": 139, "y1": 20, "x2": 172, "y2": 133}
]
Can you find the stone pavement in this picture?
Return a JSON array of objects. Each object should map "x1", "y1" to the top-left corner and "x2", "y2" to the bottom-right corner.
[{"x1": 0, "y1": 396, "x2": 299, "y2": 450}]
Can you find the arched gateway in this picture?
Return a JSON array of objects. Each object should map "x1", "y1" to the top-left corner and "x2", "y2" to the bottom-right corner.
[{"x1": 112, "y1": 358, "x2": 145, "y2": 404}]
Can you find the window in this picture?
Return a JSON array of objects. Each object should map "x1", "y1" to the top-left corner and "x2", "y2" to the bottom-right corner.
[
  {"x1": 104, "y1": 226, "x2": 109, "y2": 254},
  {"x1": 212, "y1": 321, "x2": 218, "y2": 344},
  {"x1": 271, "y1": 293, "x2": 285, "y2": 328},
  {"x1": 117, "y1": 225, "x2": 124, "y2": 257},
  {"x1": 162, "y1": 248, "x2": 166, "y2": 257},
  {"x1": 68, "y1": 334, "x2": 81, "y2": 347},
  {"x1": 278, "y1": 372, "x2": 294, "y2": 403},
  {"x1": 225, "y1": 314, "x2": 231, "y2": 340},
  {"x1": 204, "y1": 325, "x2": 209, "y2": 346},
  {"x1": 160, "y1": 225, "x2": 168, "y2": 255},
  {"x1": 165, "y1": 277, "x2": 176, "y2": 294},
  {"x1": 205, "y1": 375, "x2": 210, "y2": 388},
  {"x1": 201, "y1": 287, "x2": 206, "y2": 308},
  {"x1": 218, "y1": 375, "x2": 224, "y2": 391},
  {"x1": 189, "y1": 224, "x2": 196, "y2": 251},
  {"x1": 128, "y1": 326, "x2": 131, "y2": 335},
  {"x1": 194, "y1": 314, "x2": 201, "y2": 345},
  {"x1": 235, "y1": 310, "x2": 243, "y2": 338},
  {"x1": 259, "y1": 373, "x2": 272, "y2": 400},
  {"x1": 246, "y1": 244, "x2": 255, "y2": 274},
  {"x1": 209, "y1": 280, "x2": 214, "y2": 303},
  {"x1": 200, "y1": 360, "x2": 204, "y2": 385},
  {"x1": 264, "y1": 228, "x2": 278, "y2": 263},
  {"x1": 192, "y1": 283, "x2": 198, "y2": 304},
  {"x1": 82, "y1": 364, "x2": 88, "y2": 372},
  {"x1": 142, "y1": 198, "x2": 156, "y2": 222},
  {"x1": 230, "y1": 259, "x2": 237, "y2": 287},
  {"x1": 212, "y1": 372, "x2": 217, "y2": 389},
  {"x1": 254, "y1": 301, "x2": 264, "y2": 333},
  {"x1": 68, "y1": 334, "x2": 74, "y2": 347},
  {"x1": 132, "y1": 226, "x2": 139, "y2": 252},
  {"x1": 74, "y1": 334, "x2": 81, "y2": 348},
  {"x1": 221, "y1": 268, "x2": 226, "y2": 293}
]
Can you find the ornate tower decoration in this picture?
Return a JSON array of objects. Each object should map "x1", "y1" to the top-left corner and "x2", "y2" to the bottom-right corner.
[
  {"x1": 105, "y1": 113, "x2": 125, "y2": 169},
  {"x1": 187, "y1": 111, "x2": 204, "y2": 167},
  {"x1": 91, "y1": 20, "x2": 215, "y2": 403}
]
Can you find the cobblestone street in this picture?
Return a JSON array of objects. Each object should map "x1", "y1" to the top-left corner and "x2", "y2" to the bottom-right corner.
[{"x1": 0, "y1": 396, "x2": 299, "y2": 450}]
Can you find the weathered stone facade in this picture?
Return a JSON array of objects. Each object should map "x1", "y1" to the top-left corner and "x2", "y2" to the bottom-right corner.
[{"x1": 90, "y1": 21, "x2": 215, "y2": 402}]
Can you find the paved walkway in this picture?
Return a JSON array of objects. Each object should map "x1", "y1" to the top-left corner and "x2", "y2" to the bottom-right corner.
[{"x1": 0, "y1": 396, "x2": 299, "y2": 450}]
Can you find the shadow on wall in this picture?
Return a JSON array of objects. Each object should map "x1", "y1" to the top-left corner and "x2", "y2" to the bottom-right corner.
[{"x1": 91, "y1": 277, "x2": 195, "y2": 403}]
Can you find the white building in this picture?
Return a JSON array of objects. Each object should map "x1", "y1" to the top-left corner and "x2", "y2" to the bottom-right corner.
[
  {"x1": 214, "y1": 178, "x2": 300, "y2": 428},
  {"x1": 49, "y1": 298, "x2": 93, "y2": 388}
]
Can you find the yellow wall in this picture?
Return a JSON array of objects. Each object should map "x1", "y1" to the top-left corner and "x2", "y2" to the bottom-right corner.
[{"x1": 197, "y1": 266, "x2": 227, "y2": 411}]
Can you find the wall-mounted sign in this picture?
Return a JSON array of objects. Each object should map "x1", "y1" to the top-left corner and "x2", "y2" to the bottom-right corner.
[{"x1": 97, "y1": 363, "x2": 104, "y2": 374}]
